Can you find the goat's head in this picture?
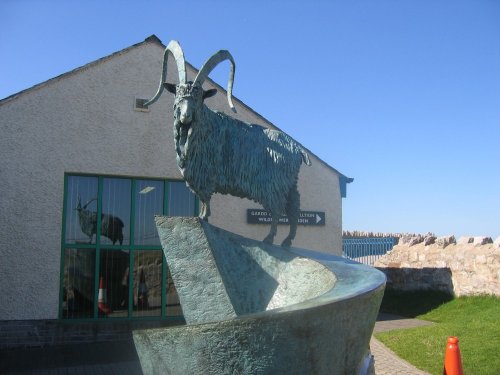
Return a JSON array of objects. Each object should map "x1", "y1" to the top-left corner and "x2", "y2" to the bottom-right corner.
[
  {"x1": 144, "y1": 40, "x2": 236, "y2": 121},
  {"x1": 75, "y1": 194, "x2": 96, "y2": 212},
  {"x1": 165, "y1": 82, "x2": 217, "y2": 126}
]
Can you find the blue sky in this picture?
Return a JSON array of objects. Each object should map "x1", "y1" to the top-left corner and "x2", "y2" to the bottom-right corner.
[{"x1": 1, "y1": 0, "x2": 499, "y2": 238}]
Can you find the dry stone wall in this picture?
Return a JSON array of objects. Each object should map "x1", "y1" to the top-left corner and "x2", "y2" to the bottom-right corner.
[{"x1": 374, "y1": 236, "x2": 500, "y2": 296}]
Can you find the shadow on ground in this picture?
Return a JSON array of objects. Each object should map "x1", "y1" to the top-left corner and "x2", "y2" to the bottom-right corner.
[
  {"x1": 379, "y1": 288, "x2": 454, "y2": 318},
  {"x1": 0, "y1": 339, "x2": 140, "y2": 373}
]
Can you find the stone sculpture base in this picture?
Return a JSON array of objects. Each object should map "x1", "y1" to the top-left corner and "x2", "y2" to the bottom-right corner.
[{"x1": 133, "y1": 217, "x2": 385, "y2": 375}]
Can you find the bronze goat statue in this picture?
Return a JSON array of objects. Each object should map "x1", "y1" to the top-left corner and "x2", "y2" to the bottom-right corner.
[{"x1": 145, "y1": 41, "x2": 311, "y2": 247}]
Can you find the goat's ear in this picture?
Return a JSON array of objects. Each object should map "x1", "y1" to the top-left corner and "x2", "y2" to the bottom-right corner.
[
  {"x1": 164, "y1": 83, "x2": 177, "y2": 94},
  {"x1": 203, "y1": 89, "x2": 217, "y2": 99}
]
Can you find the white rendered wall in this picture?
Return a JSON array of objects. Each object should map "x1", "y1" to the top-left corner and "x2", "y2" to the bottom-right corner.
[{"x1": 0, "y1": 39, "x2": 343, "y2": 320}]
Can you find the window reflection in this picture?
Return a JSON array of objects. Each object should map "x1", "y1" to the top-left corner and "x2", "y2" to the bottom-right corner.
[
  {"x1": 101, "y1": 178, "x2": 131, "y2": 246},
  {"x1": 135, "y1": 180, "x2": 164, "y2": 246},
  {"x1": 98, "y1": 249, "x2": 130, "y2": 317},
  {"x1": 65, "y1": 176, "x2": 99, "y2": 244},
  {"x1": 63, "y1": 248, "x2": 95, "y2": 318},
  {"x1": 133, "y1": 250, "x2": 162, "y2": 317},
  {"x1": 168, "y1": 181, "x2": 195, "y2": 216}
]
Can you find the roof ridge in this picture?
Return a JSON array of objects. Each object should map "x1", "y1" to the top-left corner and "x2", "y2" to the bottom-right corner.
[{"x1": 144, "y1": 34, "x2": 164, "y2": 46}]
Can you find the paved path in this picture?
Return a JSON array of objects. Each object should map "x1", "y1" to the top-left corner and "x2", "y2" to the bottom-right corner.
[
  {"x1": 372, "y1": 313, "x2": 434, "y2": 375},
  {"x1": 1, "y1": 313, "x2": 434, "y2": 374}
]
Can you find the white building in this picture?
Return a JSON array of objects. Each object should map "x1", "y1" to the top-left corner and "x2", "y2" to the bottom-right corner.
[{"x1": 0, "y1": 35, "x2": 352, "y2": 346}]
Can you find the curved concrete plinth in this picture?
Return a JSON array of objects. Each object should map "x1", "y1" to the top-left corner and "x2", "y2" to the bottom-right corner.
[{"x1": 133, "y1": 217, "x2": 386, "y2": 375}]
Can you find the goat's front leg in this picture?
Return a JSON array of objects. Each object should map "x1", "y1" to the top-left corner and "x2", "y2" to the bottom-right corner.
[{"x1": 281, "y1": 186, "x2": 300, "y2": 247}]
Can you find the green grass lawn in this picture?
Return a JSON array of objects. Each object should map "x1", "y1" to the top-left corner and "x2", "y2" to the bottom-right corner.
[{"x1": 375, "y1": 292, "x2": 500, "y2": 375}]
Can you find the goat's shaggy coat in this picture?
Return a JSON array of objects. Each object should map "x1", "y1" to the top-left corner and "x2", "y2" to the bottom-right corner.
[{"x1": 179, "y1": 107, "x2": 310, "y2": 212}]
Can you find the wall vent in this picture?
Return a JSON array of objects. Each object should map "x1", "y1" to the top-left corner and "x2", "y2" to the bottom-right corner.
[{"x1": 134, "y1": 98, "x2": 150, "y2": 112}]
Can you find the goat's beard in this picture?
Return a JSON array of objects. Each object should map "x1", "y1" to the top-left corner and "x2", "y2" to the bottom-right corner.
[{"x1": 174, "y1": 120, "x2": 191, "y2": 168}]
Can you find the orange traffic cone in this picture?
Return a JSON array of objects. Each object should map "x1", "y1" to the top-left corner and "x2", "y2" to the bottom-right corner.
[
  {"x1": 443, "y1": 336, "x2": 463, "y2": 375},
  {"x1": 98, "y1": 276, "x2": 112, "y2": 315}
]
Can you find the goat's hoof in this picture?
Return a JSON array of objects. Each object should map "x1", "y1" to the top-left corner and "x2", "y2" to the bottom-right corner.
[
  {"x1": 263, "y1": 236, "x2": 274, "y2": 245},
  {"x1": 281, "y1": 239, "x2": 292, "y2": 248}
]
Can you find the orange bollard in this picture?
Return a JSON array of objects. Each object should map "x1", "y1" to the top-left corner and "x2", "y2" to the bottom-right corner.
[
  {"x1": 98, "y1": 276, "x2": 112, "y2": 315},
  {"x1": 443, "y1": 336, "x2": 463, "y2": 375}
]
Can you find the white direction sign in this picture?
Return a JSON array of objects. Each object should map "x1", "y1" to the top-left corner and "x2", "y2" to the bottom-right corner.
[{"x1": 247, "y1": 209, "x2": 326, "y2": 226}]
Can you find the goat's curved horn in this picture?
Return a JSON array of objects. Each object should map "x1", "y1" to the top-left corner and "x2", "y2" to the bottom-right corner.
[
  {"x1": 83, "y1": 198, "x2": 97, "y2": 209},
  {"x1": 193, "y1": 50, "x2": 236, "y2": 112},
  {"x1": 144, "y1": 40, "x2": 187, "y2": 107}
]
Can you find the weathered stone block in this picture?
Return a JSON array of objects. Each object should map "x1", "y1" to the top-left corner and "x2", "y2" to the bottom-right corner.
[
  {"x1": 436, "y1": 235, "x2": 456, "y2": 248},
  {"x1": 435, "y1": 260, "x2": 447, "y2": 268},
  {"x1": 473, "y1": 236, "x2": 493, "y2": 246},
  {"x1": 424, "y1": 235, "x2": 436, "y2": 246},
  {"x1": 457, "y1": 236, "x2": 474, "y2": 245},
  {"x1": 494, "y1": 237, "x2": 500, "y2": 249},
  {"x1": 475, "y1": 255, "x2": 487, "y2": 264},
  {"x1": 408, "y1": 236, "x2": 424, "y2": 247}
]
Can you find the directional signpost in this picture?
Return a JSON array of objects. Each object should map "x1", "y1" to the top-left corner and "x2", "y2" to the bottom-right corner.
[{"x1": 247, "y1": 209, "x2": 326, "y2": 226}]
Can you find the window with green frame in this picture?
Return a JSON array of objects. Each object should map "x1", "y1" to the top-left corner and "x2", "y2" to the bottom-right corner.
[{"x1": 60, "y1": 174, "x2": 198, "y2": 320}]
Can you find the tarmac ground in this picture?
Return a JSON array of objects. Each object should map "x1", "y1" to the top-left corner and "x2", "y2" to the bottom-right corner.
[
  {"x1": 0, "y1": 313, "x2": 434, "y2": 374},
  {"x1": 0, "y1": 340, "x2": 142, "y2": 375}
]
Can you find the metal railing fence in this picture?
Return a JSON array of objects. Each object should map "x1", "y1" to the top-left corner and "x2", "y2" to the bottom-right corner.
[{"x1": 342, "y1": 237, "x2": 396, "y2": 265}]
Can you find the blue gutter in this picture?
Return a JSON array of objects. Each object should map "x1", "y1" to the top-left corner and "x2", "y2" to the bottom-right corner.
[{"x1": 339, "y1": 174, "x2": 354, "y2": 198}]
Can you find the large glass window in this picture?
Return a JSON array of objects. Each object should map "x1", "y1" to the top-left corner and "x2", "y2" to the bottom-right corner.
[
  {"x1": 135, "y1": 180, "x2": 164, "y2": 246},
  {"x1": 169, "y1": 181, "x2": 195, "y2": 216},
  {"x1": 60, "y1": 175, "x2": 196, "y2": 320}
]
